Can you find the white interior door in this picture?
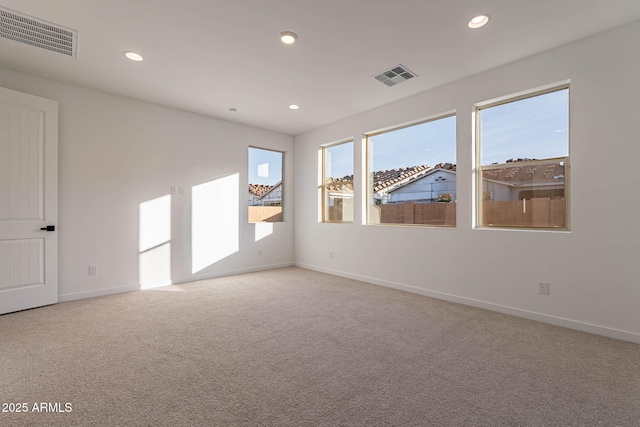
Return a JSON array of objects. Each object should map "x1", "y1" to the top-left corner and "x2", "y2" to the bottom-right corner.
[{"x1": 0, "y1": 87, "x2": 58, "y2": 314}]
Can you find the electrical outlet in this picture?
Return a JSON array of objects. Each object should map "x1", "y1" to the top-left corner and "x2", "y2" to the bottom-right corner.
[
  {"x1": 257, "y1": 249, "x2": 262, "y2": 256},
  {"x1": 179, "y1": 187, "x2": 185, "y2": 196},
  {"x1": 329, "y1": 251, "x2": 333, "y2": 259},
  {"x1": 539, "y1": 282, "x2": 550, "y2": 295},
  {"x1": 171, "y1": 186, "x2": 177, "y2": 195},
  {"x1": 89, "y1": 266, "x2": 97, "y2": 276}
]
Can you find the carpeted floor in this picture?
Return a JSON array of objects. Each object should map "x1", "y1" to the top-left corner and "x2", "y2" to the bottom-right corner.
[{"x1": 1, "y1": 267, "x2": 639, "y2": 426}]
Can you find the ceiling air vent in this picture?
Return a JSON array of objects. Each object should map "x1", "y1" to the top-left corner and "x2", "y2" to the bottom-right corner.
[
  {"x1": 0, "y1": 6, "x2": 78, "y2": 57},
  {"x1": 373, "y1": 64, "x2": 417, "y2": 87}
]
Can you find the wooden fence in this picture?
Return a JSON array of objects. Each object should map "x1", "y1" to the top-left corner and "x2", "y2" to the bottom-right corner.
[
  {"x1": 481, "y1": 198, "x2": 565, "y2": 228},
  {"x1": 378, "y1": 198, "x2": 565, "y2": 228},
  {"x1": 380, "y1": 202, "x2": 456, "y2": 226},
  {"x1": 248, "y1": 206, "x2": 282, "y2": 222}
]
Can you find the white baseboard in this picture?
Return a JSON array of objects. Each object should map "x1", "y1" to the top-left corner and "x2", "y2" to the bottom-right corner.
[
  {"x1": 58, "y1": 284, "x2": 140, "y2": 302},
  {"x1": 58, "y1": 262, "x2": 295, "y2": 302},
  {"x1": 295, "y1": 262, "x2": 640, "y2": 345}
]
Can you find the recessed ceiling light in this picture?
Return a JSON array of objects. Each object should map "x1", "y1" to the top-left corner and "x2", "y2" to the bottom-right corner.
[
  {"x1": 124, "y1": 51, "x2": 143, "y2": 61},
  {"x1": 468, "y1": 14, "x2": 490, "y2": 29},
  {"x1": 279, "y1": 31, "x2": 298, "y2": 45},
  {"x1": 289, "y1": 104, "x2": 300, "y2": 110}
]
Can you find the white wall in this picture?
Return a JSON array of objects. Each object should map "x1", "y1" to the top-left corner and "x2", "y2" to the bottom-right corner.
[
  {"x1": 0, "y1": 68, "x2": 294, "y2": 300},
  {"x1": 294, "y1": 21, "x2": 640, "y2": 343}
]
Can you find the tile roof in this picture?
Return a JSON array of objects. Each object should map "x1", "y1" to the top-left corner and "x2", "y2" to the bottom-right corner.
[
  {"x1": 324, "y1": 163, "x2": 458, "y2": 193},
  {"x1": 248, "y1": 184, "x2": 273, "y2": 197},
  {"x1": 372, "y1": 165, "x2": 429, "y2": 192},
  {"x1": 372, "y1": 163, "x2": 456, "y2": 192},
  {"x1": 249, "y1": 181, "x2": 283, "y2": 198},
  {"x1": 387, "y1": 164, "x2": 457, "y2": 194},
  {"x1": 251, "y1": 160, "x2": 560, "y2": 197},
  {"x1": 324, "y1": 174, "x2": 354, "y2": 192},
  {"x1": 483, "y1": 159, "x2": 564, "y2": 185}
]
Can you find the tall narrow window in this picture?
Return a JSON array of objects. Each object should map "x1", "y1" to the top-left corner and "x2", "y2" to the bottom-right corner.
[
  {"x1": 477, "y1": 86, "x2": 569, "y2": 229},
  {"x1": 322, "y1": 140, "x2": 354, "y2": 223},
  {"x1": 248, "y1": 147, "x2": 284, "y2": 223},
  {"x1": 366, "y1": 114, "x2": 456, "y2": 227}
]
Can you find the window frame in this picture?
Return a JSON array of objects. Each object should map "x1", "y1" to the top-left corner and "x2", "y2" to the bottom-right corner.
[
  {"x1": 321, "y1": 139, "x2": 354, "y2": 224},
  {"x1": 475, "y1": 84, "x2": 570, "y2": 230},
  {"x1": 365, "y1": 112, "x2": 457, "y2": 228},
  {"x1": 247, "y1": 146, "x2": 285, "y2": 223}
]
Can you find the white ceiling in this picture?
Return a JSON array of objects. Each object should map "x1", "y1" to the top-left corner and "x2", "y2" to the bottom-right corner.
[{"x1": 2, "y1": 1, "x2": 640, "y2": 136}]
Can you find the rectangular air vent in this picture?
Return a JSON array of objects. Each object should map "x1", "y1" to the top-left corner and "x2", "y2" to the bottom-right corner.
[
  {"x1": 0, "y1": 6, "x2": 78, "y2": 57},
  {"x1": 373, "y1": 64, "x2": 417, "y2": 87}
]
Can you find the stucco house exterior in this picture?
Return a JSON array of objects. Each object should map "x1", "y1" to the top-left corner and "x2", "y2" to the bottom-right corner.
[
  {"x1": 383, "y1": 160, "x2": 564, "y2": 205},
  {"x1": 248, "y1": 181, "x2": 283, "y2": 206},
  {"x1": 387, "y1": 168, "x2": 457, "y2": 204}
]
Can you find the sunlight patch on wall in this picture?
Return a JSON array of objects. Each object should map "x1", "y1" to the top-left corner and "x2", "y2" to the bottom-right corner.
[
  {"x1": 192, "y1": 174, "x2": 239, "y2": 274},
  {"x1": 254, "y1": 222, "x2": 273, "y2": 242},
  {"x1": 139, "y1": 243, "x2": 172, "y2": 289},
  {"x1": 139, "y1": 195, "x2": 171, "y2": 252},
  {"x1": 139, "y1": 195, "x2": 172, "y2": 289}
]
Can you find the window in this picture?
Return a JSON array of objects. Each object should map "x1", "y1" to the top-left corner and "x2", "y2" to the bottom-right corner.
[
  {"x1": 322, "y1": 140, "x2": 354, "y2": 223},
  {"x1": 477, "y1": 86, "x2": 569, "y2": 229},
  {"x1": 248, "y1": 147, "x2": 284, "y2": 223},
  {"x1": 366, "y1": 114, "x2": 456, "y2": 226}
]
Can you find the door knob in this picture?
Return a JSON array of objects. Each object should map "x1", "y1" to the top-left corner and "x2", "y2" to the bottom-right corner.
[{"x1": 40, "y1": 225, "x2": 55, "y2": 231}]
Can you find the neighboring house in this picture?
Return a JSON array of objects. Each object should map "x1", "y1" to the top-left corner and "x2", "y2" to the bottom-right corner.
[
  {"x1": 387, "y1": 165, "x2": 457, "y2": 204},
  {"x1": 324, "y1": 175, "x2": 354, "y2": 203},
  {"x1": 372, "y1": 163, "x2": 455, "y2": 204},
  {"x1": 371, "y1": 164, "x2": 432, "y2": 204},
  {"x1": 326, "y1": 163, "x2": 454, "y2": 206},
  {"x1": 325, "y1": 166, "x2": 431, "y2": 207},
  {"x1": 381, "y1": 160, "x2": 564, "y2": 204},
  {"x1": 248, "y1": 181, "x2": 283, "y2": 206},
  {"x1": 481, "y1": 160, "x2": 565, "y2": 201},
  {"x1": 324, "y1": 176, "x2": 355, "y2": 221},
  {"x1": 263, "y1": 160, "x2": 563, "y2": 210}
]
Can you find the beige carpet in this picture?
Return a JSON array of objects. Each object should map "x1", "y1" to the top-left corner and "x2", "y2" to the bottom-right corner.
[{"x1": 1, "y1": 267, "x2": 639, "y2": 426}]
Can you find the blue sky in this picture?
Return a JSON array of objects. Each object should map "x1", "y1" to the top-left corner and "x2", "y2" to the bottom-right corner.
[
  {"x1": 248, "y1": 147, "x2": 282, "y2": 185},
  {"x1": 481, "y1": 88, "x2": 568, "y2": 165},
  {"x1": 325, "y1": 141, "x2": 354, "y2": 179},
  {"x1": 369, "y1": 115, "x2": 457, "y2": 174},
  {"x1": 250, "y1": 88, "x2": 569, "y2": 183}
]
